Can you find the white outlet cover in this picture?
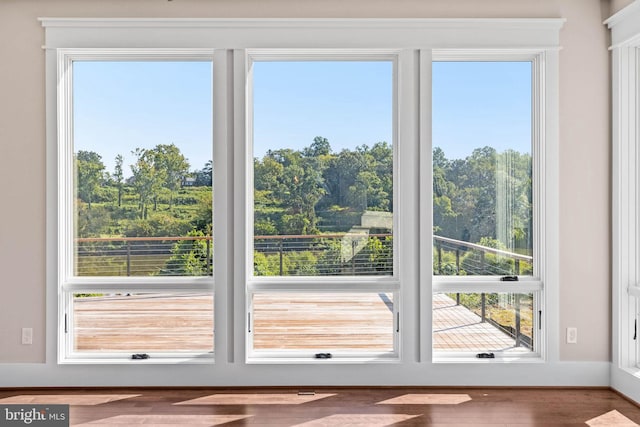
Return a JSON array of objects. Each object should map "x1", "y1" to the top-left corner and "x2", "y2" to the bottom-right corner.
[{"x1": 21, "y1": 328, "x2": 33, "y2": 345}]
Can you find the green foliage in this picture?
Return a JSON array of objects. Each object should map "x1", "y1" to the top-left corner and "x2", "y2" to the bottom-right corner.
[
  {"x1": 254, "y1": 138, "x2": 393, "y2": 236},
  {"x1": 445, "y1": 292, "x2": 534, "y2": 342},
  {"x1": 160, "y1": 230, "x2": 211, "y2": 276},
  {"x1": 76, "y1": 150, "x2": 106, "y2": 209},
  {"x1": 286, "y1": 251, "x2": 318, "y2": 275},
  {"x1": 433, "y1": 146, "x2": 533, "y2": 256},
  {"x1": 122, "y1": 214, "x2": 192, "y2": 238},
  {"x1": 253, "y1": 238, "x2": 320, "y2": 275},
  {"x1": 76, "y1": 203, "x2": 113, "y2": 237},
  {"x1": 362, "y1": 236, "x2": 393, "y2": 273},
  {"x1": 316, "y1": 239, "x2": 343, "y2": 275}
]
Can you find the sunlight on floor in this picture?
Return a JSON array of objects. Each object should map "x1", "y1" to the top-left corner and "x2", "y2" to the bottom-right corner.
[
  {"x1": 73, "y1": 414, "x2": 251, "y2": 426},
  {"x1": 586, "y1": 410, "x2": 640, "y2": 426},
  {"x1": 292, "y1": 413, "x2": 420, "y2": 426},
  {"x1": 0, "y1": 395, "x2": 140, "y2": 405},
  {"x1": 174, "y1": 393, "x2": 336, "y2": 405},
  {"x1": 377, "y1": 393, "x2": 472, "y2": 405}
]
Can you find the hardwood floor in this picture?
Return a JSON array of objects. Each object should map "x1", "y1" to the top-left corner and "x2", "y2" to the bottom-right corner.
[{"x1": 1, "y1": 387, "x2": 639, "y2": 426}]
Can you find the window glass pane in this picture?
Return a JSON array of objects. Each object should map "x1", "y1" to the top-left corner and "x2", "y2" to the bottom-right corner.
[
  {"x1": 432, "y1": 62, "x2": 532, "y2": 276},
  {"x1": 72, "y1": 61, "x2": 213, "y2": 277},
  {"x1": 252, "y1": 292, "x2": 394, "y2": 353},
  {"x1": 72, "y1": 293, "x2": 214, "y2": 353},
  {"x1": 252, "y1": 61, "x2": 393, "y2": 277},
  {"x1": 433, "y1": 292, "x2": 534, "y2": 354}
]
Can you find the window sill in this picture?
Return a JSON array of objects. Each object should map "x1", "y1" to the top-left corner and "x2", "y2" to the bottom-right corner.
[
  {"x1": 246, "y1": 354, "x2": 400, "y2": 365},
  {"x1": 433, "y1": 353, "x2": 544, "y2": 364},
  {"x1": 59, "y1": 354, "x2": 215, "y2": 365}
]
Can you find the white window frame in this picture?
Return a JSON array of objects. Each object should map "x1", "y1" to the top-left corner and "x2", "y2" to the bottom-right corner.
[
  {"x1": 608, "y1": 1, "x2": 640, "y2": 403},
  {"x1": 39, "y1": 18, "x2": 567, "y2": 385},
  {"x1": 242, "y1": 50, "x2": 406, "y2": 362},
  {"x1": 425, "y1": 50, "x2": 550, "y2": 361},
  {"x1": 56, "y1": 49, "x2": 218, "y2": 364}
]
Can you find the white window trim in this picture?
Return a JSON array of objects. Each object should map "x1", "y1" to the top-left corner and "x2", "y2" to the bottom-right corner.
[
  {"x1": 608, "y1": 0, "x2": 640, "y2": 404},
  {"x1": 36, "y1": 18, "x2": 575, "y2": 387}
]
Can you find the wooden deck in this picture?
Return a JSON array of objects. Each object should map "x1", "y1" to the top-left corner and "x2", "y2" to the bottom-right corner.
[
  {"x1": 433, "y1": 293, "x2": 525, "y2": 353},
  {"x1": 73, "y1": 293, "x2": 522, "y2": 353}
]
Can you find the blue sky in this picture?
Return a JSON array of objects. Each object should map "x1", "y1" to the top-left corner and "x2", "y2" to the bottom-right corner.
[
  {"x1": 73, "y1": 60, "x2": 531, "y2": 176},
  {"x1": 252, "y1": 61, "x2": 393, "y2": 157},
  {"x1": 73, "y1": 61, "x2": 213, "y2": 177},
  {"x1": 433, "y1": 61, "x2": 531, "y2": 160}
]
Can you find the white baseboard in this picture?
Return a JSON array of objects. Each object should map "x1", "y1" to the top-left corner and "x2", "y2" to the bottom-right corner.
[
  {"x1": 611, "y1": 365, "x2": 640, "y2": 404},
  {"x1": 0, "y1": 361, "x2": 611, "y2": 388}
]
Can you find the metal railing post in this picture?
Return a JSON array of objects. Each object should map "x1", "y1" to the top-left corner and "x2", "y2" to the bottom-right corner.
[
  {"x1": 515, "y1": 259, "x2": 520, "y2": 275},
  {"x1": 206, "y1": 238, "x2": 212, "y2": 274},
  {"x1": 437, "y1": 242, "x2": 442, "y2": 274},
  {"x1": 456, "y1": 248, "x2": 461, "y2": 305},
  {"x1": 352, "y1": 240, "x2": 356, "y2": 274},
  {"x1": 481, "y1": 293, "x2": 486, "y2": 323},
  {"x1": 279, "y1": 238, "x2": 284, "y2": 276},
  {"x1": 515, "y1": 293, "x2": 521, "y2": 347},
  {"x1": 126, "y1": 241, "x2": 131, "y2": 277}
]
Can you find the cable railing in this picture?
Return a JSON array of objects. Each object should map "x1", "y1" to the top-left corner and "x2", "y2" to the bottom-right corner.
[
  {"x1": 434, "y1": 235, "x2": 533, "y2": 276},
  {"x1": 75, "y1": 236, "x2": 212, "y2": 277},
  {"x1": 75, "y1": 234, "x2": 531, "y2": 277},
  {"x1": 432, "y1": 235, "x2": 534, "y2": 350}
]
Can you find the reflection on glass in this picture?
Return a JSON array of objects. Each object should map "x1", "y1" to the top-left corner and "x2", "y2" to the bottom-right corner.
[
  {"x1": 433, "y1": 62, "x2": 532, "y2": 276},
  {"x1": 252, "y1": 61, "x2": 394, "y2": 277}
]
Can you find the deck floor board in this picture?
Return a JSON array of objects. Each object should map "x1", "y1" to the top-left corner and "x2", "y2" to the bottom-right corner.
[{"x1": 73, "y1": 293, "x2": 524, "y2": 353}]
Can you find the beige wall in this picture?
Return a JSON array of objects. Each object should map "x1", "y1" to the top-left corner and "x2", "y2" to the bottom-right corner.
[
  {"x1": 0, "y1": 0, "x2": 613, "y2": 364},
  {"x1": 611, "y1": 0, "x2": 635, "y2": 14}
]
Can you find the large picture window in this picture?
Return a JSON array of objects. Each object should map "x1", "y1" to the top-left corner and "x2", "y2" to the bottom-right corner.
[
  {"x1": 431, "y1": 58, "x2": 543, "y2": 359},
  {"x1": 58, "y1": 52, "x2": 215, "y2": 362},
  {"x1": 246, "y1": 55, "x2": 400, "y2": 360},
  {"x1": 45, "y1": 19, "x2": 561, "y2": 378}
]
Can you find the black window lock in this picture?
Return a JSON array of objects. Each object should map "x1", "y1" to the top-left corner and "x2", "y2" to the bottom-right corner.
[
  {"x1": 314, "y1": 353, "x2": 332, "y2": 359},
  {"x1": 132, "y1": 353, "x2": 150, "y2": 360},
  {"x1": 500, "y1": 275, "x2": 519, "y2": 281},
  {"x1": 476, "y1": 352, "x2": 495, "y2": 359}
]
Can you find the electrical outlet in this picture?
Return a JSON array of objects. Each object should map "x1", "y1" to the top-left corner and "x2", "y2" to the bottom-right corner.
[
  {"x1": 21, "y1": 328, "x2": 33, "y2": 345},
  {"x1": 566, "y1": 327, "x2": 577, "y2": 344}
]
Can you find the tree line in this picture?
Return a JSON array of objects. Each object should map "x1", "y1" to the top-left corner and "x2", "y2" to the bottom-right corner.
[
  {"x1": 433, "y1": 146, "x2": 532, "y2": 254},
  {"x1": 254, "y1": 136, "x2": 393, "y2": 236},
  {"x1": 75, "y1": 138, "x2": 532, "y2": 258}
]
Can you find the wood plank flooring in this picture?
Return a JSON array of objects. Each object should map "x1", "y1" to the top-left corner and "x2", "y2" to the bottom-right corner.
[
  {"x1": 73, "y1": 293, "x2": 525, "y2": 353},
  {"x1": 0, "y1": 387, "x2": 639, "y2": 426}
]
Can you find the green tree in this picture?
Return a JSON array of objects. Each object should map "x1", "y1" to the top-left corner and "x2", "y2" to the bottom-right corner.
[
  {"x1": 131, "y1": 148, "x2": 167, "y2": 219},
  {"x1": 152, "y1": 143, "x2": 190, "y2": 210},
  {"x1": 161, "y1": 230, "x2": 211, "y2": 276},
  {"x1": 194, "y1": 160, "x2": 212, "y2": 186},
  {"x1": 76, "y1": 150, "x2": 106, "y2": 210},
  {"x1": 303, "y1": 136, "x2": 331, "y2": 157},
  {"x1": 113, "y1": 154, "x2": 124, "y2": 207}
]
